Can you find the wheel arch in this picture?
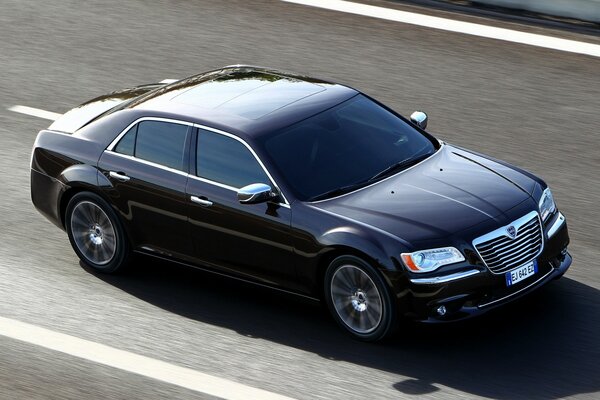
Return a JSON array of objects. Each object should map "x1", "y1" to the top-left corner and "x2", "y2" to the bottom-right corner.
[
  {"x1": 315, "y1": 246, "x2": 373, "y2": 297},
  {"x1": 320, "y1": 247, "x2": 401, "y2": 341},
  {"x1": 316, "y1": 245, "x2": 401, "y2": 299},
  {"x1": 58, "y1": 165, "x2": 113, "y2": 228},
  {"x1": 63, "y1": 188, "x2": 132, "y2": 273}
]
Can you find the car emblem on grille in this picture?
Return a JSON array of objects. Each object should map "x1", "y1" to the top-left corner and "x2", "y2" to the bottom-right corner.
[{"x1": 506, "y1": 225, "x2": 517, "y2": 239}]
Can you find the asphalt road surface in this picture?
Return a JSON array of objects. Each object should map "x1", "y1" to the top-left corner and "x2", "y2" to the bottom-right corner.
[{"x1": 1, "y1": 0, "x2": 599, "y2": 399}]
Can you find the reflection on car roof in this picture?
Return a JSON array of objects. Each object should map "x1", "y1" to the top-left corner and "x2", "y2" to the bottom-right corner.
[
  {"x1": 125, "y1": 66, "x2": 358, "y2": 138},
  {"x1": 171, "y1": 73, "x2": 325, "y2": 120}
]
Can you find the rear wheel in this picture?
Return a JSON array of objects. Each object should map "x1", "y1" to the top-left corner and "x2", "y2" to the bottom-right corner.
[
  {"x1": 324, "y1": 255, "x2": 397, "y2": 341},
  {"x1": 66, "y1": 192, "x2": 130, "y2": 273}
]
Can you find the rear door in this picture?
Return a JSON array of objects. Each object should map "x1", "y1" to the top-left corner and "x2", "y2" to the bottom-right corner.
[
  {"x1": 98, "y1": 118, "x2": 193, "y2": 261},
  {"x1": 186, "y1": 127, "x2": 296, "y2": 288}
]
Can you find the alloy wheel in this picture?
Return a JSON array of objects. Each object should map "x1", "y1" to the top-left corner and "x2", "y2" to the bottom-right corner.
[
  {"x1": 330, "y1": 264, "x2": 383, "y2": 334},
  {"x1": 70, "y1": 200, "x2": 117, "y2": 265}
]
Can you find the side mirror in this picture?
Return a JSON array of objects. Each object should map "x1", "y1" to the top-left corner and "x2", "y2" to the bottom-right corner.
[
  {"x1": 237, "y1": 183, "x2": 278, "y2": 204},
  {"x1": 410, "y1": 111, "x2": 428, "y2": 130}
]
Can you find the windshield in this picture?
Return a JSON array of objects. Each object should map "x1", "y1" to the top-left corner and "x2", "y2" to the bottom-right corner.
[{"x1": 263, "y1": 94, "x2": 439, "y2": 201}]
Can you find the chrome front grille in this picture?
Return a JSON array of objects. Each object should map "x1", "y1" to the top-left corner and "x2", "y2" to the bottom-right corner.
[{"x1": 473, "y1": 211, "x2": 543, "y2": 274}]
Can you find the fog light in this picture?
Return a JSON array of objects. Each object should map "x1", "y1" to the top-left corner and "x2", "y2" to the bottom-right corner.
[{"x1": 436, "y1": 305, "x2": 447, "y2": 316}]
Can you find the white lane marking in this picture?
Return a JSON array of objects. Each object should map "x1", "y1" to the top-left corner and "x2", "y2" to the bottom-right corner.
[
  {"x1": 8, "y1": 105, "x2": 62, "y2": 121},
  {"x1": 282, "y1": 0, "x2": 600, "y2": 58},
  {"x1": 159, "y1": 78, "x2": 179, "y2": 84},
  {"x1": 0, "y1": 316, "x2": 297, "y2": 400}
]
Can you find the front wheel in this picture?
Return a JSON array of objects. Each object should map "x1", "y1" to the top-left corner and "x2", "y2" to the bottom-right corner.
[
  {"x1": 65, "y1": 192, "x2": 130, "y2": 273},
  {"x1": 324, "y1": 255, "x2": 397, "y2": 341}
]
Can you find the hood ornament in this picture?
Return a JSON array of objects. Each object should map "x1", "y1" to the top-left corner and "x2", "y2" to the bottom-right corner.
[{"x1": 506, "y1": 225, "x2": 517, "y2": 239}]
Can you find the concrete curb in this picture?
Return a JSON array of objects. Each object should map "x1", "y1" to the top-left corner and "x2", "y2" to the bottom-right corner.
[{"x1": 472, "y1": 0, "x2": 600, "y2": 24}]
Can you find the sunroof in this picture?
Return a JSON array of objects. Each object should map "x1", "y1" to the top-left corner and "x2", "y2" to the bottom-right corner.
[
  {"x1": 172, "y1": 75, "x2": 272, "y2": 109},
  {"x1": 171, "y1": 72, "x2": 325, "y2": 119},
  {"x1": 217, "y1": 79, "x2": 324, "y2": 119}
]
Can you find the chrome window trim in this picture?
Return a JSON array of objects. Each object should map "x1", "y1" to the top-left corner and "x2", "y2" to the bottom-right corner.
[
  {"x1": 409, "y1": 269, "x2": 481, "y2": 285},
  {"x1": 104, "y1": 116, "x2": 290, "y2": 207},
  {"x1": 547, "y1": 212, "x2": 565, "y2": 239},
  {"x1": 106, "y1": 117, "x2": 195, "y2": 152},
  {"x1": 106, "y1": 151, "x2": 291, "y2": 209},
  {"x1": 188, "y1": 174, "x2": 238, "y2": 192},
  {"x1": 187, "y1": 174, "x2": 290, "y2": 209},
  {"x1": 472, "y1": 210, "x2": 544, "y2": 275},
  {"x1": 105, "y1": 151, "x2": 189, "y2": 177},
  {"x1": 193, "y1": 123, "x2": 290, "y2": 206}
]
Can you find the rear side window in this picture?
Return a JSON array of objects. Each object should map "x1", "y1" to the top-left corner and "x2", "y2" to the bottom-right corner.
[
  {"x1": 114, "y1": 120, "x2": 189, "y2": 171},
  {"x1": 197, "y1": 129, "x2": 270, "y2": 188}
]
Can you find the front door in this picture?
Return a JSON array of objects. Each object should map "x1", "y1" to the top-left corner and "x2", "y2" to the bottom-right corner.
[{"x1": 186, "y1": 127, "x2": 296, "y2": 288}]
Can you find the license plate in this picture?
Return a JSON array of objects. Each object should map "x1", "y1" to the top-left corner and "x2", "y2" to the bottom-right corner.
[{"x1": 505, "y1": 260, "x2": 538, "y2": 286}]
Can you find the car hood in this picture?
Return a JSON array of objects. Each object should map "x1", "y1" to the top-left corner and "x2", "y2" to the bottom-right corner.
[{"x1": 311, "y1": 144, "x2": 537, "y2": 243}]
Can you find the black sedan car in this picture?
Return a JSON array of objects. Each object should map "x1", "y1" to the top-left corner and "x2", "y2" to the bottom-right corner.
[{"x1": 31, "y1": 66, "x2": 571, "y2": 341}]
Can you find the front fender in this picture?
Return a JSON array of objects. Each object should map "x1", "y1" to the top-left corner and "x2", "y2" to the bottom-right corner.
[{"x1": 319, "y1": 225, "x2": 401, "y2": 271}]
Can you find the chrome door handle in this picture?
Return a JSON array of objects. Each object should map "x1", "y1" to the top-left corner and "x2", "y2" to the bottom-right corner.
[
  {"x1": 190, "y1": 196, "x2": 213, "y2": 207},
  {"x1": 109, "y1": 171, "x2": 130, "y2": 182}
]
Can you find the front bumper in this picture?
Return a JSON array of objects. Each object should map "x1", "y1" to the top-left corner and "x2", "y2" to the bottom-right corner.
[{"x1": 398, "y1": 211, "x2": 571, "y2": 322}]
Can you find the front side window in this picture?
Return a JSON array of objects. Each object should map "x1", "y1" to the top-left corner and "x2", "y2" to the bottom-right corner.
[
  {"x1": 196, "y1": 129, "x2": 270, "y2": 188},
  {"x1": 114, "y1": 120, "x2": 189, "y2": 171}
]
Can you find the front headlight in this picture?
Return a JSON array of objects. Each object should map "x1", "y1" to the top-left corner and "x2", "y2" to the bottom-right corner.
[
  {"x1": 401, "y1": 247, "x2": 465, "y2": 273},
  {"x1": 539, "y1": 187, "x2": 556, "y2": 222}
]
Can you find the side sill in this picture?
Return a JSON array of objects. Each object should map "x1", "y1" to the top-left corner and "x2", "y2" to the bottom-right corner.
[{"x1": 133, "y1": 250, "x2": 321, "y2": 302}]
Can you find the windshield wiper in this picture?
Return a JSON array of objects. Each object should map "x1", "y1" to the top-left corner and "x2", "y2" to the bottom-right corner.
[
  {"x1": 309, "y1": 181, "x2": 370, "y2": 202},
  {"x1": 309, "y1": 153, "x2": 432, "y2": 202},
  {"x1": 368, "y1": 153, "x2": 432, "y2": 183}
]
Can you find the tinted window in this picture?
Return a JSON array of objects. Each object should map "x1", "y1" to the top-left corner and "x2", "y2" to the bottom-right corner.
[
  {"x1": 263, "y1": 95, "x2": 438, "y2": 200},
  {"x1": 115, "y1": 125, "x2": 137, "y2": 156},
  {"x1": 197, "y1": 130, "x2": 270, "y2": 188},
  {"x1": 134, "y1": 121, "x2": 188, "y2": 171}
]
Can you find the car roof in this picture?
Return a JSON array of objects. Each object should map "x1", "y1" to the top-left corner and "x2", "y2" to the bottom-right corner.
[{"x1": 126, "y1": 66, "x2": 358, "y2": 140}]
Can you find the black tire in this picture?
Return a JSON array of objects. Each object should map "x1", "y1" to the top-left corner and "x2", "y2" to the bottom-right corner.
[
  {"x1": 65, "y1": 191, "x2": 130, "y2": 273},
  {"x1": 324, "y1": 255, "x2": 397, "y2": 342}
]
